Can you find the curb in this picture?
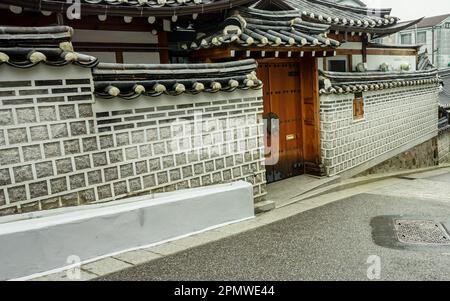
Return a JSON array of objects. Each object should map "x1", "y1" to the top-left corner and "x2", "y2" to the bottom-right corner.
[{"x1": 277, "y1": 164, "x2": 450, "y2": 208}]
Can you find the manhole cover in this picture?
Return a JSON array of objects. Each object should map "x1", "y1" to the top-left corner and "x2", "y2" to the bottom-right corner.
[{"x1": 394, "y1": 219, "x2": 450, "y2": 245}]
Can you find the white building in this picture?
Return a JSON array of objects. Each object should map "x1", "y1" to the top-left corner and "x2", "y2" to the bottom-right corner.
[{"x1": 382, "y1": 14, "x2": 450, "y2": 69}]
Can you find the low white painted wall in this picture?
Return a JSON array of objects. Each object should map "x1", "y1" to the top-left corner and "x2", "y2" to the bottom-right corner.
[{"x1": 0, "y1": 181, "x2": 254, "y2": 281}]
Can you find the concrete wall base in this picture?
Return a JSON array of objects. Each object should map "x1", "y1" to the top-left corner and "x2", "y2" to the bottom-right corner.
[{"x1": 0, "y1": 181, "x2": 254, "y2": 281}]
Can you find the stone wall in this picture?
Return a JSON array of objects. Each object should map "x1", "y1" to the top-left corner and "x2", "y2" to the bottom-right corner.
[
  {"x1": 438, "y1": 129, "x2": 450, "y2": 163},
  {"x1": 320, "y1": 84, "x2": 439, "y2": 178},
  {"x1": 0, "y1": 64, "x2": 266, "y2": 216},
  {"x1": 357, "y1": 138, "x2": 438, "y2": 176}
]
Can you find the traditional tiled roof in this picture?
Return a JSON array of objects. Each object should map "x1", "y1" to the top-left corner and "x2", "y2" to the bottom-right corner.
[
  {"x1": 0, "y1": 0, "x2": 256, "y2": 17},
  {"x1": 418, "y1": 51, "x2": 435, "y2": 71},
  {"x1": 93, "y1": 59, "x2": 262, "y2": 98},
  {"x1": 184, "y1": 12, "x2": 340, "y2": 50},
  {"x1": 184, "y1": 0, "x2": 422, "y2": 50},
  {"x1": 0, "y1": 25, "x2": 98, "y2": 68},
  {"x1": 319, "y1": 69, "x2": 440, "y2": 95}
]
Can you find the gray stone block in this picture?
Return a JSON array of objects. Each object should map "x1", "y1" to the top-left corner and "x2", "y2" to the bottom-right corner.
[
  {"x1": 0, "y1": 109, "x2": 13, "y2": 125},
  {"x1": 169, "y1": 168, "x2": 181, "y2": 181},
  {"x1": 143, "y1": 174, "x2": 156, "y2": 188},
  {"x1": 205, "y1": 160, "x2": 215, "y2": 172},
  {"x1": 146, "y1": 128, "x2": 158, "y2": 141},
  {"x1": 109, "y1": 149, "x2": 124, "y2": 164},
  {"x1": 70, "y1": 121, "x2": 87, "y2": 136},
  {"x1": 59, "y1": 105, "x2": 76, "y2": 120},
  {"x1": 16, "y1": 107, "x2": 36, "y2": 124},
  {"x1": 43, "y1": 142, "x2": 61, "y2": 159},
  {"x1": 79, "y1": 188, "x2": 95, "y2": 204},
  {"x1": 131, "y1": 130, "x2": 145, "y2": 144},
  {"x1": 8, "y1": 128, "x2": 28, "y2": 144},
  {"x1": 64, "y1": 139, "x2": 81, "y2": 155},
  {"x1": 69, "y1": 174, "x2": 86, "y2": 190},
  {"x1": 182, "y1": 166, "x2": 193, "y2": 178},
  {"x1": 104, "y1": 167, "x2": 119, "y2": 182},
  {"x1": 23, "y1": 145, "x2": 42, "y2": 161},
  {"x1": 35, "y1": 161, "x2": 54, "y2": 178},
  {"x1": 40, "y1": 198, "x2": 60, "y2": 210},
  {"x1": 0, "y1": 148, "x2": 20, "y2": 165},
  {"x1": 99, "y1": 135, "x2": 114, "y2": 149},
  {"x1": 97, "y1": 184, "x2": 112, "y2": 200},
  {"x1": 129, "y1": 178, "x2": 142, "y2": 192},
  {"x1": 93, "y1": 152, "x2": 107, "y2": 167},
  {"x1": 114, "y1": 181, "x2": 128, "y2": 196},
  {"x1": 82, "y1": 137, "x2": 98, "y2": 152},
  {"x1": 125, "y1": 147, "x2": 138, "y2": 160},
  {"x1": 21, "y1": 201, "x2": 40, "y2": 213},
  {"x1": 30, "y1": 125, "x2": 49, "y2": 141},
  {"x1": 8, "y1": 185, "x2": 27, "y2": 203},
  {"x1": 60, "y1": 193, "x2": 79, "y2": 207},
  {"x1": 190, "y1": 177, "x2": 201, "y2": 188},
  {"x1": 87, "y1": 170, "x2": 102, "y2": 185},
  {"x1": 78, "y1": 104, "x2": 93, "y2": 118},
  {"x1": 13, "y1": 165, "x2": 33, "y2": 183},
  {"x1": 0, "y1": 130, "x2": 4, "y2": 146},
  {"x1": 0, "y1": 169, "x2": 11, "y2": 185},
  {"x1": 202, "y1": 175, "x2": 211, "y2": 185},
  {"x1": 116, "y1": 133, "x2": 130, "y2": 146},
  {"x1": 29, "y1": 181, "x2": 48, "y2": 198},
  {"x1": 157, "y1": 171, "x2": 168, "y2": 185},
  {"x1": 56, "y1": 158, "x2": 73, "y2": 174},
  {"x1": 148, "y1": 158, "x2": 161, "y2": 171},
  {"x1": 135, "y1": 160, "x2": 148, "y2": 175},
  {"x1": 194, "y1": 163, "x2": 204, "y2": 175},
  {"x1": 38, "y1": 106, "x2": 57, "y2": 122},
  {"x1": 139, "y1": 144, "x2": 152, "y2": 158},
  {"x1": 50, "y1": 123, "x2": 68, "y2": 139},
  {"x1": 162, "y1": 155, "x2": 175, "y2": 169},
  {"x1": 153, "y1": 142, "x2": 165, "y2": 155},
  {"x1": 120, "y1": 163, "x2": 134, "y2": 178},
  {"x1": 74, "y1": 155, "x2": 91, "y2": 170}
]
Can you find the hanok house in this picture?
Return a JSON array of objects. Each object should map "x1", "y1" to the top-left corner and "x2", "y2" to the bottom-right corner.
[
  {"x1": 0, "y1": 0, "x2": 445, "y2": 279},
  {"x1": 0, "y1": 0, "x2": 438, "y2": 211}
]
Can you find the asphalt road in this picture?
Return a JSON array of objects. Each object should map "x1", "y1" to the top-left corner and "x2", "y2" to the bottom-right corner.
[{"x1": 97, "y1": 171, "x2": 450, "y2": 281}]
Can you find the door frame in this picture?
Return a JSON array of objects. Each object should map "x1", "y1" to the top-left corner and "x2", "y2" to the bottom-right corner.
[{"x1": 258, "y1": 57, "x2": 322, "y2": 180}]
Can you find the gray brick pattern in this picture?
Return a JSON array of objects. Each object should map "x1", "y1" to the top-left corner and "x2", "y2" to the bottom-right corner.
[
  {"x1": 320, "y1": 85, "x2": 439, "y2": 176},
  {"x1": 0, "y1": 67, "x2": 266, "y2": 216}
]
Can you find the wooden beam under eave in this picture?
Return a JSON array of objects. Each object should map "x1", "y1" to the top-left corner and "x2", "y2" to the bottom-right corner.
[{"x1": 190, "y1": 46, "x2": 337, "y2": 62}]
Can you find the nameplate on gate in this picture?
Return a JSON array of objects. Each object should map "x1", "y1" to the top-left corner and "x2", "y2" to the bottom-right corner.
[{"x1": 286, "y1": 134, "x2": 296, "y2": 141}]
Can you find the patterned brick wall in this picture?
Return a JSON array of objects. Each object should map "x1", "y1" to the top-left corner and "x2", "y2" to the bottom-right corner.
[
  {"x1": 320, "y1": 84, "x2": 439, "y2": 176},
  {"x1": 0, "y1": 64, "x2": 266, "y2": 216}
]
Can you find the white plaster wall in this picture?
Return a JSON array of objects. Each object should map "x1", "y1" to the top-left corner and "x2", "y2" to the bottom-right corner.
[
  {"x1": 123, "y1": 52, "x2": 160, "y2": 64},
  {"x1": 73, "y1": 29, "x2": 158, "y2": 44},
  {"x1": 366, "y1": 54, "x2": 417, "y2": 71}
]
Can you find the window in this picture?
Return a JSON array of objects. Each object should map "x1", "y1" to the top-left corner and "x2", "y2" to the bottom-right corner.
[
  {"x1": 353, "y1": 92, "x2": 364, "y2": 120},
  {"x1": 445, "y1": 23, "x2": 450, "y2": 29},
  {"x1": 417, "y1": 32, "x2": 427, "y2": 44},
  {"x1": 328, "y1": 60, "x2": 347, "y2": 72},
  {"x1": 400, "y1": 33, "x2": 412, "y2": 44}
]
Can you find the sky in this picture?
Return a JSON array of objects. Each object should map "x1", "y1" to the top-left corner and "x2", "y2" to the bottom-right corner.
[{"x1": 363, "y1": 0, "x2": 450, "y2": 21}]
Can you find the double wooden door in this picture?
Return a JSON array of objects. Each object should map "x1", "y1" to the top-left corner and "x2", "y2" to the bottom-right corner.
[{"x1": 258, "y1": 61, "x2": 304, "y2": 183}]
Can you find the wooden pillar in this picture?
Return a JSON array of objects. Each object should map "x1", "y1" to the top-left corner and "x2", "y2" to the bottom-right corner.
[
  {"x1": 158, "y1": 31, "x2": 170, "y2": 64},
  {"x1": 362, "y1": 36, "x2": 368, "y2": 63}
]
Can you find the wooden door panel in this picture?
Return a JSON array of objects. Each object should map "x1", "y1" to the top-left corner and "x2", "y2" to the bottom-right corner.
[{"x1": 259, "y1": 61, "x2": 304, "y2": 182}]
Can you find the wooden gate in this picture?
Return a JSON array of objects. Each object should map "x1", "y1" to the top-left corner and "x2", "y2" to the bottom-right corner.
[{"x1": 258, "y1": 61, "x2": 304, "y2": 183}]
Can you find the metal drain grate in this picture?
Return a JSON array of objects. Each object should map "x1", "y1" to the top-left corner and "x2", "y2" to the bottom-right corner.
[{"x1": 394, "y1": 219, "x2": 450, "y2": 245}]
